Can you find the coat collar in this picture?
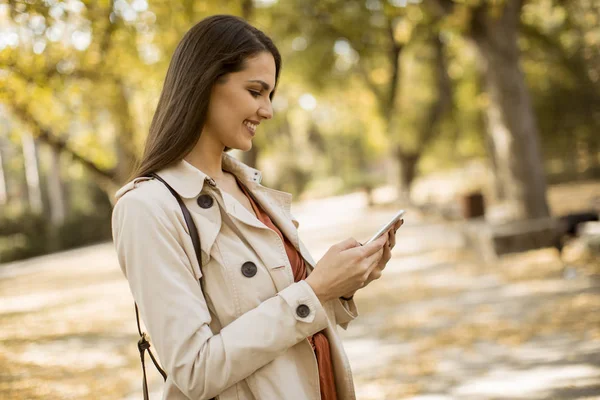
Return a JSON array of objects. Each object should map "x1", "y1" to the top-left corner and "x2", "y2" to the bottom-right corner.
[
  {"x1": 156, "y1": 152, "x2": 297, "y2": 230},
  {"x1": 120, "y1": 153, "x2": 313, "y2": 269},
  {"x1": 157, "y1": 152, "x2": 263, "y2": 199},
  {"x1": 157, "y1": 154, "x2": 309, "y2": 264}
]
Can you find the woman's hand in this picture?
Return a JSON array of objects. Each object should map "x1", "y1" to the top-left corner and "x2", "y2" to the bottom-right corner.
[
  {"x1": 363, "y1": 219, "x2": 403, "y2": 286},
  {"x1": 305, "y1": 235, "x2": 387, "y2": 303},
  {"x1": 340, "y1": 219, "x2": 404, "y2": 299}
]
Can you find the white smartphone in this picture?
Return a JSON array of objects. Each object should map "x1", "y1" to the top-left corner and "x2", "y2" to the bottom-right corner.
[{"x1": 364, "y1": 210, "x2": 406, "y2": 245}]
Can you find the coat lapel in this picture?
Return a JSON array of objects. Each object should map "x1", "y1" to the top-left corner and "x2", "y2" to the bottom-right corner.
[
  {"x1": 219, "y1": 188, "x2": 266, "y2": 230},
  {"x1": 221, "y1": 154, "x2": 317, "y2": 270},
  {"x1": 245, "y1": 183, "x2": 299, "y2": 244},
  {"x1": 244, "y1": 182, "x2": 316, "y2": 270}
]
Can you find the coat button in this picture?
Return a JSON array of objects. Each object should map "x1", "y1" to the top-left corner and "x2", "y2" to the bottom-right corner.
[
  {"x1": 296, "y1": 304, "x2": 310, "y2": 318},
  {"x1": 197, "y1": 194, "x2": 213, "y2": 209},
  {"x1": 241, "y1": 261, "x2": 257, "y2": 278}
]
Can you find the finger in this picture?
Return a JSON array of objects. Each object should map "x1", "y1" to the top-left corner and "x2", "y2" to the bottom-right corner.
[
  {"x1": 388, "y1": 231, "x2": 396, "y2": 249},
  {"x1": 380, "y1": 242, "x2": 391, "y2": 263},
  {"x1": 355, "y1": 234, "x2": 387, "y2": 257},
  {"x1": 365, "y1": 247, "x2": 385, "y2": 270},
  {"x1": 394, "y1": 220, "x2": 404, "y2": 231},
  {"x1": 334, "y1": 237, "x2": 362, "y2": 251}
]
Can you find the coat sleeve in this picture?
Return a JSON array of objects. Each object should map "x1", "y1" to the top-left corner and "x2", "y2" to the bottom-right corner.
[
  {"x1": 333, "y1": 298, "x2": 359, "y2": 330},
  {"x1": 112, "y1": 193, "x2": 329, "y2": 400},
  {"x1": 297, "y1": 234, "x2": 359, "y2": 330}
]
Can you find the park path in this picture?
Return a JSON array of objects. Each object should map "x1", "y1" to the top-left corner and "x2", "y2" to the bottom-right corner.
[{"x1": 1, "y1": 188, "x2": 599, "y2": 399}]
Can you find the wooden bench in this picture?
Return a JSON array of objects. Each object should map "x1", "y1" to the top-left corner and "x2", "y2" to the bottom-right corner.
[{"x1": 461, "y1": 217, "x2": 560, "y2": 263}]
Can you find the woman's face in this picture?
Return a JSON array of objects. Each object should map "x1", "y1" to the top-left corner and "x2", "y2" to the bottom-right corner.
[{"x1": 203, "y1": 51, "x2": 276, "y2": 152}]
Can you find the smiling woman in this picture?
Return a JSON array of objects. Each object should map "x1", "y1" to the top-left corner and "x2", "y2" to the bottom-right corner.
[
  {"x1": 112, "y1": 14, "x2": 398, "y2": 400},
  {"x1": 193, "y1": 52, "x2": 275, "y2": 154},
  {"x1": 131, "y1": 15, "x2": 281, "y2": 180}
]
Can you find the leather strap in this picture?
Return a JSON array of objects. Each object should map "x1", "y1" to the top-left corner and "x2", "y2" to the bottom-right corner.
[
  {"x1": 151, "y1": 173, "x2": 203, "y2": 269},
  {"x1": 134, "y1": 173, "x2": 211, "y2": 400},
  {"x1": 136, "y1": 303, "x2": 166, "y2": 400}
]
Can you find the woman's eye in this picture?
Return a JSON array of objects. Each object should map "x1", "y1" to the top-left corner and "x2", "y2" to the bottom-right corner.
[{"x1": 249, "y1": 90, "x2": 261, "y2": 98}]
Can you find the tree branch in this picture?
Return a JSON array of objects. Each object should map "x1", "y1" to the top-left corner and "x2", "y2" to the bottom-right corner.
[
  {"x1": 98, "y1": 0, "x2": 117, "y2": 56},
  {"x1": 318, "y1": 17, "x2": 388, "y2": 115},
  {"x1": 8, "y1": 102, "x2": 118, "y2": 184},
  {"x1": 520, "y1": 22, "x2": 600, "y2": 95},
  {"x1": 355, "y1": 60, "x2": 387, "y2": 115},
  {"x1": 2, "y1": 58, "x2": 115, "y2": 86},
  {"x1": 429, "y1": 0, "x2": 455, "y2": 17}
]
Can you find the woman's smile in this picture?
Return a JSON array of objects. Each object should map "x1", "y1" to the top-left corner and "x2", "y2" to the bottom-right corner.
[{"x1": 243, "y1": 120, "x2": 258, "y2": 136}]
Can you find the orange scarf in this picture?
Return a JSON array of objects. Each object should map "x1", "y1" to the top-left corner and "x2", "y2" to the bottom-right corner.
[{"x1": 237, "y1": 180, "x2": 338, "y2": 400}]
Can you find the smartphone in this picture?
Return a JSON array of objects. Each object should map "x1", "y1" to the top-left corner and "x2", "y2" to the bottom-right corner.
[{"x1": 364, "y1": 210, "x2": 406, "y2": 245}]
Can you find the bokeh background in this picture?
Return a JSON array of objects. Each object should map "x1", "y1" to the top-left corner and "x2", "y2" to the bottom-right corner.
[{"x1": 1, "y1": 0, "x2": 599, "y2": 399}]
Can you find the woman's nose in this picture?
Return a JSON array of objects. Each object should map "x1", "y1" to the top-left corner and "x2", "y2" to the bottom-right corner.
[{"x1": 258, "y1": 103, "x2": 273, "y2": 120}]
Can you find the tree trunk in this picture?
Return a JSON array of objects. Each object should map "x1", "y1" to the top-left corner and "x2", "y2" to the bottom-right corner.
[
  {"x1": 0, "y1": 138, "x2": 8, "y2": 206},
  {"x1": 355, "y1": 137, "x2": 375, "y2": 207},
  {"x1": 392, "y1": 32, "x2": 447, "y2": 202},
  {"x1": 21, "y1": 132, "x2": 43, "y2": 214},
  {"x1": 589, "y1": 135, "x2": 600, "y2": 178},
  {"x1": 396, "y1": 148, "x2": 419, "y2": 201},
  {"x1": 416, "y1": 32, "x2": 452, "y2": 152},
  {"x1": 470, "y1": 1, "x2": 550, "y2": 220},
  {"x1": 241, "y1": 0, "x2": 253, "y2": 20},
  {"x1": 46, "y1": 146, "x2": 66, "y2": 227},
  {"x1": 113, "y1": 82, "x2": 138, "y2": 184}
]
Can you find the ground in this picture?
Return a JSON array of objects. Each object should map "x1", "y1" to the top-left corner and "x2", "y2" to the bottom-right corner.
[{"x1": 0, "y1": 181, "x2": 599, "y2": 399}]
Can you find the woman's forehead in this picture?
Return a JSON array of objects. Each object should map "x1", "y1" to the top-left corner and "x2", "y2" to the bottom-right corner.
[{"x1": 237, "y1": 52, "x2": 276, "y2": 87}]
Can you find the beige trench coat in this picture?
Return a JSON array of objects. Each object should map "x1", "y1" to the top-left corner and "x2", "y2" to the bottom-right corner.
[{"x1": 112, "y1": 153, "x2": 359, "y2": 400}]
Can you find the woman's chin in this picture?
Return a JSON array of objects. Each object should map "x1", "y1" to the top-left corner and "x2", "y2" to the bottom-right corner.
[
  {"x1": 238, "y1": 140, "x2": 253, "y2": 152},
  {"x1": 226, "y1": 141, "x2": 252, "y2": 152}
]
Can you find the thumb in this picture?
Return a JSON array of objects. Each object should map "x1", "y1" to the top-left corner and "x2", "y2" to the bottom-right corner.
[{"x1": 360, "y1": 234, "x2": 387, "y2": 256}]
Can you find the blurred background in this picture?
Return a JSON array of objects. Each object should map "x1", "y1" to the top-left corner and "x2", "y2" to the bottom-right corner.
[{"x1": 1, "y1": 0, "x2": 599, "y2": 399}]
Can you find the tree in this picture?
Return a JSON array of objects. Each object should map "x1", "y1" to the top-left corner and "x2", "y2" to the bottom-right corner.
[
  {"x1": 520, "y1": 0, "x2": 600, "y2": 180},
  {"x1": 435, "y1": 0, "x2": 550, "y2": 220},
  {"x1": 270, "y1": 0, "x2": 453, "y2": 199}
]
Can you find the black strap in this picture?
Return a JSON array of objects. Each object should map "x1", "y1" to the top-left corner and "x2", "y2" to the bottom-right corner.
[
  {"x1": 150, "y1": 173, "x2": 203, "y2": 269},
  {"x1": 136, "y1": 303, "x2": 167, "y2": 400},
  {"x1": 134, "y1": 172, "x2": 206, "y2": 400}
]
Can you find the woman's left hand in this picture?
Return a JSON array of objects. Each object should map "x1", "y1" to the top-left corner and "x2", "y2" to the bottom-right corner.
[
  {"x1": 364, "y1": 219, "x2": 403, "y2": 285},
  {"x1": 340, "y1": 219, "x2": 403, "y2": 300}
]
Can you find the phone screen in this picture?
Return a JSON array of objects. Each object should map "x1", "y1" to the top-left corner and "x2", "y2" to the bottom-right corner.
[{"x1": 364, "y1": 210, "x2": 405, "y2": 245}]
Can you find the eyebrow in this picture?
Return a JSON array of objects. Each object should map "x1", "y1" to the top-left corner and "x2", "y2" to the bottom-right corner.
[{"x1": 247, "y1": 80, "x2": 272, "y2": 92}]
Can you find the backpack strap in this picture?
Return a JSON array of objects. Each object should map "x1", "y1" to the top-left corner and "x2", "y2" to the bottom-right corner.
[{"x1": 134, "y1": 172, "x2": 205, "y2": 400}]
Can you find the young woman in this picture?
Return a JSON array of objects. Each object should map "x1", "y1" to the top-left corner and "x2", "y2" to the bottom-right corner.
[{"x1": 112, "y1": 15, "x2": 402, "y2": 400}]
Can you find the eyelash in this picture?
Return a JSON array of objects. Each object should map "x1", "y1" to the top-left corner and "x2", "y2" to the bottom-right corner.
[{"x1": 249, "y1": 90, "x2": 261, "y2": 98}]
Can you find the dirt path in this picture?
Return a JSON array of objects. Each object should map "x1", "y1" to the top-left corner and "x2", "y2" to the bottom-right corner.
[{"x1": 1, "y1": 191, "x2": 599, "y2": 399}]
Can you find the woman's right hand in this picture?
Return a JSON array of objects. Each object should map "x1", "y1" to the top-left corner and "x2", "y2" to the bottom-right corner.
[{"x1": 305, "y1": 235, "x2": 388, "y2": 303}]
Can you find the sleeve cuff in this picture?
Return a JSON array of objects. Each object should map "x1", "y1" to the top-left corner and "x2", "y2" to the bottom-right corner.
[
  {"x1": 333, "y1": 297, "x2": 359, "y2": 330},
  {"x1": 279, "y1": 281, "x2": 326, "y2": 325}
]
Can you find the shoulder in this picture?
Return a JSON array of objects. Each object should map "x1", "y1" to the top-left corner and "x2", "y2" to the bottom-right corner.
[{"x1": 112, "y1": 177, "x2": 179, "y2": 224}]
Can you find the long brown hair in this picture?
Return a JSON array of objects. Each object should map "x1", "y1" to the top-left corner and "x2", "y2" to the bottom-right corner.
[{"x1": 131, "y1": 15, "x2": 282, "y2": 180}]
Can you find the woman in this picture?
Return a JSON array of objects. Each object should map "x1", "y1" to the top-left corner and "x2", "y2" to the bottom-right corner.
[{"x1": 112, "y1": 15, "x2": 402, "y2": 400}]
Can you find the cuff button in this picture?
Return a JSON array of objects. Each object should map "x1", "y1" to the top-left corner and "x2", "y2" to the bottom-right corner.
[{"x1": 296, "y1": 304, "x2": 310, "y2": 318}]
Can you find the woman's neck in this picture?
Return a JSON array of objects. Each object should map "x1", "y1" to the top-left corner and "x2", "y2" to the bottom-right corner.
[{"x1": 183, "y1": 137, "x2": 226, "y2": 180}]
